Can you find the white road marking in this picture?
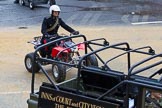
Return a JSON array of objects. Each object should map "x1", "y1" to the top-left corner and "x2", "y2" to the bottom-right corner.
[
  {"x1": 66, "y1": 13, "x2": 79, "y2": 25},
  {"x1": 132, "y1": 21, "x2": 162, "y2": 25},
  {"x1": 132, "y1": 15, "x2": 140, "y2": 23},
  {"x1": 142, "y1": 15, "x2": 149, "y2": 22},
  {"x1": 121, "y1": 15, "x2": 130, "y2": 24},
  {"x1": 89, "y1": 13, "x2": 101, "y2": 25},
  {"x1": 80, "y1": 13, "x2": 93, "y2": 25},
  {"x1": 0, "y1": 91, "x2": 30, "y2": 95}
]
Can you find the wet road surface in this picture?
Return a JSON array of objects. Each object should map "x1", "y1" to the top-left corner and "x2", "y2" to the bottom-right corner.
[{"x1": 1, "y1": 0, "x2": 162, "y2": 28}]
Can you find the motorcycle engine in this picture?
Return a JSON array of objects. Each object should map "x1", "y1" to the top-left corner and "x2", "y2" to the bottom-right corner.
[{"x1": 64, "y1": 41, "x2": 78, "y2": 53}]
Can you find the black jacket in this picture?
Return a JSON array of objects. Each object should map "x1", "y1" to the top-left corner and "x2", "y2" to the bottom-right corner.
[{"x1": 41, "y1": 16, "x2": 75, "y2": 36}]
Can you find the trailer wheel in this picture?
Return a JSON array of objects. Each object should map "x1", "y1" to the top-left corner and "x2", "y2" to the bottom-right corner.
[
  {"x1": 52, "y1": 63, "x2": 66, "y2": 83},
  {"x1": 29, "y1": 1, "x2": 34, "y2": 9},
  {"x1": 24, "y1": 53, "x2": 40, "y2": 73},
  {"x1": 19, "y1": 0, "x2": 25, "y2": 5},
  {"x1": 86, "y1": 54, "x2": 98, "y2": 66}
]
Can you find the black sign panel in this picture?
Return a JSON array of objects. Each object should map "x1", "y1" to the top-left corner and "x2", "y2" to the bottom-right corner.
[{"x1": 38, "y1": 85, "x2": 119, "y2": 108}]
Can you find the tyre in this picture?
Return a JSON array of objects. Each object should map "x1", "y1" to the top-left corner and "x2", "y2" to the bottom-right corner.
[
  {"x1": 14, "y1": 0, "x2": 19, "y2": 4},
  {"x1": 52, "y1": 63, "x2": 66, "y2": 83},
  {"x1": 29, "y1": 1, "x2": 34, "y2": 9},
  {"x1": 24, "y1": 52, "x2": 40, "y2": 73},
  {"x1": 19, "y1": 0, "x2": 25, "y2": 6},
  {"x1": 49, "y1": 0, "x2": 56, "y2": 6},
  {"x1": 86, "y1": 54, "x2": 98, "y2": 66}
]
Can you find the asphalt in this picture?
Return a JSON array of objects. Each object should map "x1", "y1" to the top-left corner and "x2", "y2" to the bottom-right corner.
[
  {"x1": 1, "y1": 0, "x2": 162, "y2": 28},
  {"x1": 1, "y1": 0, "x2": 162, "y2": 108}
]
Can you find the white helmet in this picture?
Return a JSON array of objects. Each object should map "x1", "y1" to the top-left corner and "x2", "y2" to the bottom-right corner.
[{"x1": 49, "y1": 5, "x2": 61, "y2": 14}]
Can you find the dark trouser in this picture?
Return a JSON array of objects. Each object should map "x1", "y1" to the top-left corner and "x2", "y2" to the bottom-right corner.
[{"x1": 42, "y1": 36, "x2": 62, "y2": 57}]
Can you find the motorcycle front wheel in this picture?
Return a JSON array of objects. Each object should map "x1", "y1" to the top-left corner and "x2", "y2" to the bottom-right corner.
[
  {"x1": 52, "y1": 63, "x2": 66, "y2": 83},
  {"x1": 86, "y1": 54, "x2": 98, "y2": 67}
]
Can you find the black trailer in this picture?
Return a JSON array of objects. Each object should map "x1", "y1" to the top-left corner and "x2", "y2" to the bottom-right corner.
[{"x1": 27, "y1": 35, "x2": 162, "y2": 108}]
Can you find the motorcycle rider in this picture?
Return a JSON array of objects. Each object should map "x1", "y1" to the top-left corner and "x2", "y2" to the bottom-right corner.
[{"x1": 41, "y1": 5, "x2": 79, "y2": 57}]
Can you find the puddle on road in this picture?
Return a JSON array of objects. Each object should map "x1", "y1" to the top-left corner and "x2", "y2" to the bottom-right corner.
[
  {"x1": 18, "y1": 27, "x2": 28, "y2": 29},
  {"x1": 78, "y1": 0, "x2": 162, "y2": 16},
  {"x1": 81, "y1": 7, "x2": 112, "y2": 11}
]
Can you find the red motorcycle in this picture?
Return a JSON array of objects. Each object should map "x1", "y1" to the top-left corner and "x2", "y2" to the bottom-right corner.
[{"x1": 24, "y1": 34, "x2": 98, "y2": 83}]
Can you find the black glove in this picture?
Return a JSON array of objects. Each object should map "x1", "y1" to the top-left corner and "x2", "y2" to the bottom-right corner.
[{"x1": 72, "y1": 31, "x2": 79, "y2": 35}]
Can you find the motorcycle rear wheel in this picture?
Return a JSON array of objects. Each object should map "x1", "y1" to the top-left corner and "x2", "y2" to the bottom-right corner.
[{"x1": 24, "y1": 52, "x2": 40, "y2": 73}]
